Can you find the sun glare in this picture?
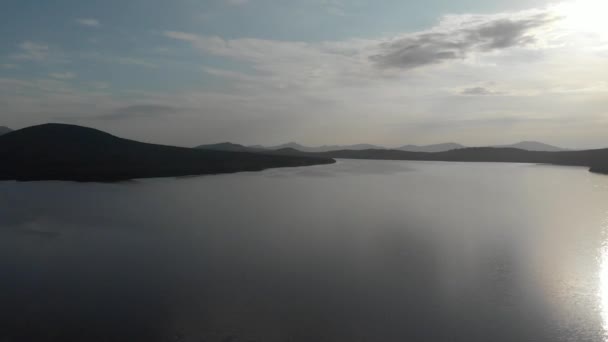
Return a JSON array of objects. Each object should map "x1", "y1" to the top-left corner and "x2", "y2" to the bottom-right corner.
[
  {"x1": 600, "y1": 245, "x2": 608, "y2": 340},
  {"x1": 599, "y1": 214, "x2": 608, "y2": 340},
  {"x1": 555, "y1": 0, "x2": 608, "y2": 34}
]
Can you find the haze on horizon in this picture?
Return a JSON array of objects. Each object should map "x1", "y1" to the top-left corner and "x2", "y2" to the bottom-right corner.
[{"x1": 1, "y1": 0, "x2": 607, "y2": 149}]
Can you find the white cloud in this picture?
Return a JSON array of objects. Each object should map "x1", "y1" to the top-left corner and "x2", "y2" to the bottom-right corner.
[
  {"x1": 12, "y1": 41, "x2": 50, "y2": 61},
  {"x1": 83, "y1": 52, "x2": 158, "y2": 68},
  {"x1": 76, "y1": 18, "x2": 101, "y2": 28},
  {"x1": 10, "y1": 41, "x2": 69, "y2": 64},
  {"x1": 49, "y1": 72, "x2": 77, "y2": 80},
  {"x1": 159, "y1": 6, "x2": 608, "y2": 147},
  {"x1": 164, "y1": 7, "x2": 558, "y2": 91},
  {"x1": 3, "y1": 2, "x2": 608, "y2": 148}
]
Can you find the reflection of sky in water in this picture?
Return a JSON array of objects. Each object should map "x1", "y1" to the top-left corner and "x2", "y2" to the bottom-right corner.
[
  {"x1": 261, "y1": 159, "x2": 416, "y2": 178},
  {"x1": 1, "y1": 160, "x2": 608, "y2": 342}
]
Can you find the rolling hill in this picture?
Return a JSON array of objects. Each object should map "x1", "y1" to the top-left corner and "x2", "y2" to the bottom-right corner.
[
  {"x1": 264, "y1": 147, "x2": 608, "y2": 175},
  {"x1": 195, "y1": 142, "x2": 264, "y2": 153},
  {"x1": 0, "y1": 124, "x2": 335, "y2": 182},
  {"x1": 249, "y1": 142, "x2": 386, "y2": 153},
  {"x1": 493, "y1": 141, "x2": 566, "y2": 152},
  {"x1": 397, "y1": 143, "x2": 466, "y2": 153},
  {"x1": 248, "y1": 141, "x2": 567, "y2": 153}
]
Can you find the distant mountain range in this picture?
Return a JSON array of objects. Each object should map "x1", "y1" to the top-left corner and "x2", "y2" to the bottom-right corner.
[
  {"x1": 492, "y1": 141, "x2": 566, "y2": 152},
  {"x1": 198, "y1": 141, "x2": 568, "y2": 153},
  {"x1": 0, "y1": 124, "x2": 335, "y2": 182},
  {"x1": 1, "y1": 125, "x2": 605, "y2": 181},
  {"x1": 396, "y1": 143, "x2": 466, "y2": 153},
  {"x1": 195, "y1": 142, "x2": 266, "y2": 153},
  {"x1": 192, "y1": 139, "x2": 608, "y2": 174},
  {"x1": 0, "y1": 126, "x2": 12, "y2": 136},
  {"x1": 248, "y1": 142, "x2": 386, "y2": 153},
  {"x1": 269, "y1": 148, "x2": 608, "y2": 175}
]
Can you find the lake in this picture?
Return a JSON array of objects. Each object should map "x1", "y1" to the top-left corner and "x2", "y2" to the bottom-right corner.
[{"x1": 1, "y1": 159, "x2": 608, "y2": 342}]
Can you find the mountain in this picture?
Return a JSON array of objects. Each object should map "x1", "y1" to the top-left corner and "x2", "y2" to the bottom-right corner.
[
  {"x1": 0, "y1": 126, "x2": 12, "y2": 136},
  {"x1": 267, "y1": 147, "x2": 608, "y2": 175},
  {"x1": 252, "y1": 142, "x2": 386, "y2": 153},
  {"x1": 195, "y1": 142, "x2": 264, "y2": 153},
  {"x1": 0, "y1": 124, "x2": 335, "y2": 182},
  {"x1": 264, "y1": 142, "x2": 310, "y2": 151},
  {"x1": 266, "y1": 147, "x2": 315, "y2": 156},
  {"x1": 397, "y1": 143, "x2": 465, "y2": 153},
  {"x1": 396, "y1": 142, "x2": 563, "y2": 152},
  {"x1": 492, "y1": 141, "x2": 567, "y2": 152},
  {"x1": 253, "y1": 141, "x2": 565, "y2": 153}
]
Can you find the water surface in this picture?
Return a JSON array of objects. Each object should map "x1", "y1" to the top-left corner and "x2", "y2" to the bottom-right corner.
[{"x1": 1, "y1": 160, "x2": 608, "y2": 342}]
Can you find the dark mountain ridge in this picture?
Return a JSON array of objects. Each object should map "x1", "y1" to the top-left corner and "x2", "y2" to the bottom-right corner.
[
  {"x1": 397, "y1": 143, "x2": 466, "y2": 153},
  {"x1": 268, "y1": 147, "x2": 608, "y2": 175},
  {"x1": 0, "y1": 124, "x2": 335, "y2": 182},
  {"x1": 195, "y1": 142, "x2": 265, "y2": 153},
  {"x1": 0, "y1": 126, "x2": 12, "y2": 136},
  {"x1": 249, "y1": 142, "x2": 386, "y2": 153},
  {"x1": 493, "y1": 141, "x2": 567, "y2": 152},
  {"x1": 245, "y1": 141, "x2": 567, "y2": 153}
]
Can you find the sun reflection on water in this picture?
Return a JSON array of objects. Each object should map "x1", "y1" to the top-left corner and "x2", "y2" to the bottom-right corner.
[{"x1": 599, "y1": 217, "x2": 608, "y2": 340}]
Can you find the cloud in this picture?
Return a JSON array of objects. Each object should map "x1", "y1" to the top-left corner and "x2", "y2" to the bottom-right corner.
[
  {"x1": 10, "y1": 41, "x2": 69, "y2": 64},
  {"x1": 83, "y1": 52, "x2": 158, "y2": 68},
  {"x1": 224, "y1": 0, "x2": 249, "y2": 5},
  {"x1": 89, "y1": 82, "x2": 109, "y2": 90},
  {"x1": 163, "y1": 31, "x2": 200, "y2": 42},
  {"x1": 163, "y1": 30, "x2": 377, "y2": 91},
  {"x1": 163, "y1": 8, "x2": 559, "y2": 92},
  {"x1": 91, "y1": 105, "x2": 183, "y2": 120},
  {"x1": 370, "y1": 11, "x2": 557, "y2": 70},
  {"x1": 321, "y1": 0, "x2": 350, "y2": 16},
  {"x1": 156, "y1": 4, "x2": 608, "y2": 147},
  {"x1": 76, "y1": 18, "x2": 101, "y2": 28},
  {"x1": 49, "y1": 72, "x2": 77, "y2": 80},
  {"x1": 4, "y1": 3, "x2": 608, "y2": 148},
  {"x1": 461, "y1": 86, "x2": 504, "y2": 96},
  {"x1": 114, "y1": 57, "x2": 158, "y2": 68},
  {"x1": 12, "y1": 41, "x2": 50, "y2": 61}
]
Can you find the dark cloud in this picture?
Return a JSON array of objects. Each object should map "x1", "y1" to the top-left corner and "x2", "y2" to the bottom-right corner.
[
  {"x1": 461, "y1": 86, "x2": 503, "y2": 96},
  {"x1": 371, "y1": 13, "x2": 555, "y2": 70}
]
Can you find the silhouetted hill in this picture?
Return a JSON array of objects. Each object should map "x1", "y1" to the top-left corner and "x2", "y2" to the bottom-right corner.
[
  {"x1": 252, "y1": 141, "x2": 567, "y2": 153},
  {"x1": 268, "y1": 147, "x2": 313, "y2": 156},
  {"x1": 195, "y1": 142, "x2": 264, "y2": 153},
  {"x1": 493, "y1": 141, "x2": 566, "y2": 152},
  {"x1": 253, "y1": 142, "x2": 385, "y2": 153},
  {"x1": 266, "y1": 142, "x2": 310, "y2": 151},
  {"x1": 0, "y1": 126, "x2": 12, "y2": 136},
  {"x1": 0, "y1": 124, "x2": 335, "y2": 182},
  {"x1": 269, "y1": 147, "x2": 608, "y2": 175},
  {"x1": 397, "y1": 143, "x2": 465, "y2": 153}
]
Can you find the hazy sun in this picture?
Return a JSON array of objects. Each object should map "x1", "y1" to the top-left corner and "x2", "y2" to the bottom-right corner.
[{"x1": 555, "y1": 0, "x2": 608, "y2": 34}]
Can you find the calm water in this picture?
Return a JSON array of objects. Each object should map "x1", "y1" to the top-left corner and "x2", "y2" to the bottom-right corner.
[{"x1": 2, "y1": 160, "x2": 608, "y2": 342}]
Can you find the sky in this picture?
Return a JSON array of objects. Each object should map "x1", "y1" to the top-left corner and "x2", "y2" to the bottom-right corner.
[{"x1": 1, "y1": 0, "x2": 607, "y2": 148}]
